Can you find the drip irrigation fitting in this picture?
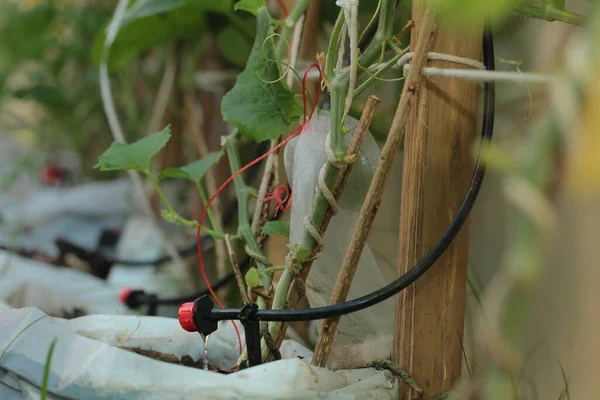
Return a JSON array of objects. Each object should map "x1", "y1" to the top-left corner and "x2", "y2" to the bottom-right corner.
[
  {"x1": 178, "y1": 27, "x2": 495, "y2": 367},
  {"x1": 118, "y1": 255, "x2": 252, "y2": 315}
]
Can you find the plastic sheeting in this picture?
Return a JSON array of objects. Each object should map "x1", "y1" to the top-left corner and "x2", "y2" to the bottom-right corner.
[
  {"x1": 284, "y1": 111, "x2": 396, "y2": 369},
  {"x1": 0, "y1": 251, "x2": 129, "y2": 317},
  {"x1": 0, "y1": 307, "x2": 398, "y2": 399},
  {"x1": 0, "y1": 179, "x2": 136, "y2": 228}
]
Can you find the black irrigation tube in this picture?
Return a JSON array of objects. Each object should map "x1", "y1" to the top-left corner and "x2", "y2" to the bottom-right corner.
[{"x1": 205, "y1": 27, "x2": 496, "y2": 323}]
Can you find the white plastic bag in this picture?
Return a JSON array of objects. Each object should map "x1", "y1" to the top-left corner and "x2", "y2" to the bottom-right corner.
[
  {"x1": 0, "y1": 178, "x2": 136, "y2": 228},
  {"x1": 0, "y1": 307, "x2": 398, "y2": 399},
  {"x1": 284, "y1": 111, "x2": 396, "y2": 369},
  {"x1": 0, "y1": 251, "x2": 129, "y2": 317}
]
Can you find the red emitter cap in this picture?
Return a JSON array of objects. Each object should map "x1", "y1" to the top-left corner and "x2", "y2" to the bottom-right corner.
[
  {"x1": 179, "y1": 302, "x2": 197, "y2": 332},
  {"x1": 119, "y1": 287, "x2": 133, "y2": 305}
]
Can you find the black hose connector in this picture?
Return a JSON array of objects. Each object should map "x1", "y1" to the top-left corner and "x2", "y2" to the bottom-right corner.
[{"x1": 239, "y1": 303, "x2": 262, "y2": 368}]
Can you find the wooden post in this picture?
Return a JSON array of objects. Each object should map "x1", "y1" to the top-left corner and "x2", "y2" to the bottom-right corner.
[{"x1": 394, "y1": 2, "x2": 482, "y2": 398}]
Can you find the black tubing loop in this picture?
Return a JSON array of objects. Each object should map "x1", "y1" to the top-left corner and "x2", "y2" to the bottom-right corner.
[{"x1": 208, "y1": 27, "x2": 496, "y2": 323}]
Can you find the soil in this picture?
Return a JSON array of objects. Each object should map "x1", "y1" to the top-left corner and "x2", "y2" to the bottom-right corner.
[{"x1": 120, "y1": 347, "x2": 229, "y2": 372}]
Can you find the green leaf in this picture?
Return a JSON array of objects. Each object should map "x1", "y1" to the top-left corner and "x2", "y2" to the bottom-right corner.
[
  {"x1": 245, "y1": 267, "x2": 261, "y2": 288},
  {"x1": 262, "y1": 220, "x2": 290, "y2": 237},
  {"x1": 95, "y1": 126, "x2": 171, "y2": 172},
  {"x1": 217, "y1": 24, "x2": 253, "y2": 67},
  {"x1": 221, "y1": 8, "x2": 302, "y2": 143},
  {"x1": 92, "y1": 0, "x2": 233, "y2": 68},
  {"x1": 158, "y1": 151, "x2": 223, "y2": 182},
  {"x1": 181, "y1": 151, "x2": 223, "y2": 181},
  {"x1": 234, "y1": 0, "x2": 264, "y2": 16},
  {"x1": 123, "y1": 0, "x2": 186, "y2": 21},
  {"x1": 157, "y1": 167, "x2": 191, "y2": 180}
]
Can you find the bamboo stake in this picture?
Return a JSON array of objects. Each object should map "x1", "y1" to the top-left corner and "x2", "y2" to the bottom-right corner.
[
  {"x1": 311, "y1": 8, "x2": 437, "y2": 368},
  {"x1": 395, "y1": 1, "x2": 483, "y2": 397}
]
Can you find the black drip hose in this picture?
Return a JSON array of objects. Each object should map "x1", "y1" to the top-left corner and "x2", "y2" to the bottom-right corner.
[{"x1": 208, "y1": 28, "x2": 495, "y2": 323}]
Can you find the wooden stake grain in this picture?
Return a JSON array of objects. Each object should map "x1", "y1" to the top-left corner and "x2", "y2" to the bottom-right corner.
[{"x1": 395, "y1": 0, "x2": 483, "y2": 397}]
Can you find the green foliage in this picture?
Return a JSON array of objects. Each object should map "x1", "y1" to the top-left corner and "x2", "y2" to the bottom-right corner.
[
  {"x1": 478, "y1": 142, "x2": 515, "y2": 173},
  {"x1": 95, "y1": 126, "x2": 171, "y2": 172},
  {"x1": 122, "y1": 0, "x2": 186, "y2": 21},
  {"x1": 12, "y1": 84, "x2": 70, "y2": 114},
  {"x1": 41, "y1": 339, "x2": 58, "y2": 400},
  {"x1": 430, "y1": 0, "x2": 515, "y2": 24},
  {"x1": 288, "y1": 243, "x2": 310, "y2": 263},
  {"x1": 0, "y1": 2, "x2": 117, "y2": 162},
  {"x1": 245, "y1": 267, "x2": 261, "y2": 288},
  {"x1": 234, "y1": 0, "x2": 264, "y2": 16},
  {"x1": 217, "y1": 24, "x2": 253, "y2": 66},
  {"x1": 158, "y1": 151, "x2": 223, "y2": 182},
  {"x1": 92, "y1": 0, "x2": 233, "y2": 69},
  {"x1": 222, "y1": 8, "x2": 302, "y2": 143},
  {"x1": 262, "y1": 220, "x2": 290, "y2": 237},
  {"x1": 0, "y1": 4, "x2": 55, "y2": 61}
]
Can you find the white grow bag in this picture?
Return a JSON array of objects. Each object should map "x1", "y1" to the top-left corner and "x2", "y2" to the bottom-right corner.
[
  {"x1": 0, "y1": 249, "x2": 185, "y2": 318},
  {"x1": 0, "y1": 307, "x2": 398, "y2": 399},
  {"x1": 0, "y1": 251, "x2": 128, "y2": 317}
]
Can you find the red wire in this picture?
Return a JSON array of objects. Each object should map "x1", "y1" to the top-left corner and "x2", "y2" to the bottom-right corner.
[
  {"x1": 263, "y1": 185, "x2": 292, "y2": 217},
  {"x1": 274, "y1": 0, "x2": 289, "y2": 18},
  {"x1": 196, "y1": 64, "x2": 322, "y2": 355}
]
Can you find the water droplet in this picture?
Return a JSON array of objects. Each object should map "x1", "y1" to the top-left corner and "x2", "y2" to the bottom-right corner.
[{"x1": 203, "y1": 334, "x2": 210, "y2": 371}]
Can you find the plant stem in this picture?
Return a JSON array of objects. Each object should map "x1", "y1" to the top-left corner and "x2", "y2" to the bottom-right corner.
[
  {"x1": 183, "y1": 87, "x2": 228, "y2": 278},
  {"x1": 224, "y1": 134, "x2": 271, "y2": 289},
  {"x1": 147, "y1": 171, "x2": 224, "y2": 238},
  {"x1": 147, "y1": 172, "x2": 177, "y2": 215},
  {"x1": 326, "y1": 11, "x2": 346, "y2": 80},
  {"x1": 510, "y1": 3, "x2": 584, "y2": 25},
  {"x1": 275, "y1": 0, "x2": 311, "y2": 60},
  {"x1": 311, "y1": 7, "x2": 436, "y2": 368},
  {"x1": 250, "y1": 139, "x2": 277, "y2": 238},
  {"x1": 196, "y1": 181, "x2": 221, "y2": 235},
  {"x1": 265, "y1": 265, "x2": 286, "y2": 273},
  {"x1": 368, "y1": 359, "x2": 424, "y2": 399},
  {"x1": 329, "y1": 0, "x2": 395, "y2": 161},
  {"x1": 225, "y1": 233, "x2": 250, "y2": 304},
  {"x1": 353, "y1": 43, "x2": 409, "y2": 98},
  {"x1": 262, "y1": 96, "x2": 380, "y2": 362}
]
